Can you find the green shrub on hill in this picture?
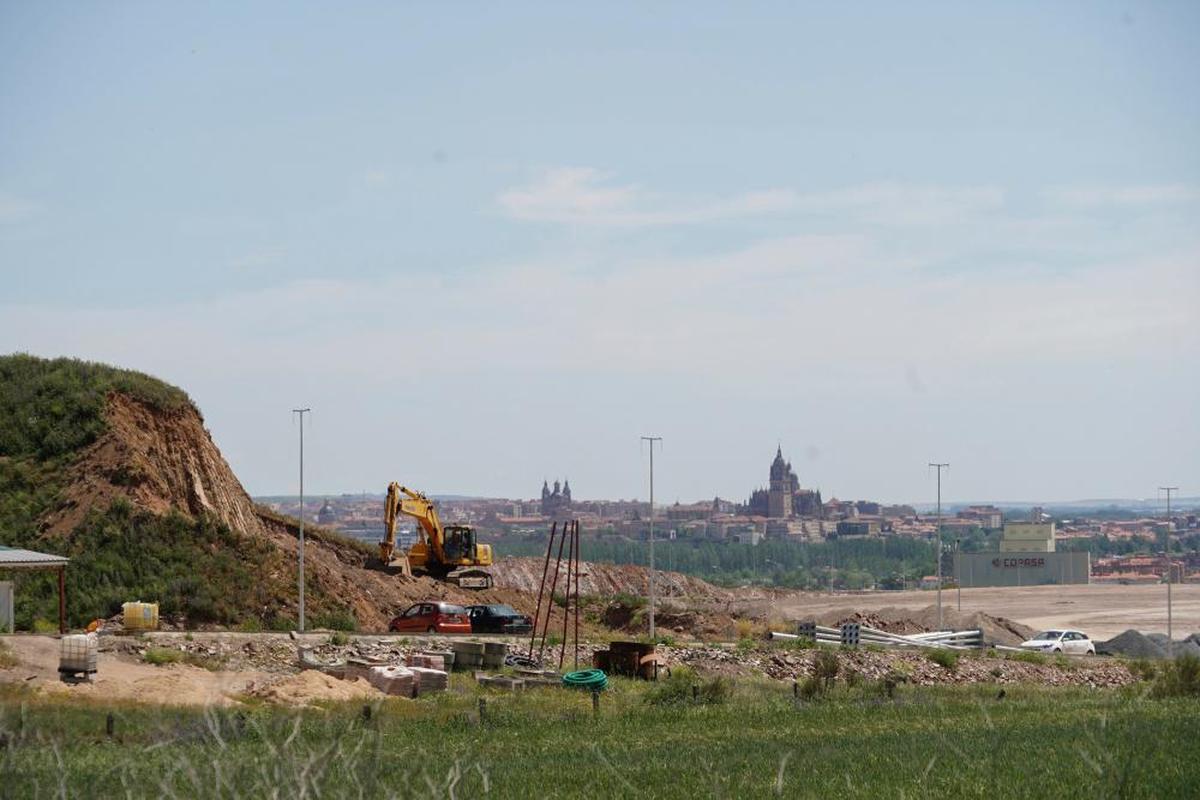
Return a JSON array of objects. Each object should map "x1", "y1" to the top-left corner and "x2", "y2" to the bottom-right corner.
[
  {"x1": 8, "y1": 501, "x2": 280, "y2": 629},
  {"x1": 0, "y1": 353, "x2": 193, "y2": 461}
]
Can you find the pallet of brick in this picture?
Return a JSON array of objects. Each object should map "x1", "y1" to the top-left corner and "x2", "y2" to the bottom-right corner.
[
  {"x1": 410, "y1": 666, "x2": 449, "y2": 695},
  {"x1": 344, "y1": 658, "x2": 392, "y2": 682},
  {"x1": 407, "y1": 653, "x2": 446, "y2": 670},
  {"x1": 367, "y1": 665, "x2": 414, "y2": 697}
]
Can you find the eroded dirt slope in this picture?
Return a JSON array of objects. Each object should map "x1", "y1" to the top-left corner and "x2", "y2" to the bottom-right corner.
[{"x1": 43, "y1": 392, "x2": 266, "y2": 538}]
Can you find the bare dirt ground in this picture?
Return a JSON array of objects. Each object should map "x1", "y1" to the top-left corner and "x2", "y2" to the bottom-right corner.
[
  {"x1": 0, "y1": 635, "x2": 271, "y2": 706},
  {"x1": 768, "y1": 583, "x2": 1200, "y2": 640}
]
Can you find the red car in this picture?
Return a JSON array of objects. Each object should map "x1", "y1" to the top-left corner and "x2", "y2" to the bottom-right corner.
[{"x1": 388, "y1": 602, "x2": 472, "y2": 634}]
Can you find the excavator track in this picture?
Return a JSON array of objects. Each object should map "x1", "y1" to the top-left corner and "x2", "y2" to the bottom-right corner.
[{"x1": 446, "y1": 568, "x2": 493, "y2": 590}]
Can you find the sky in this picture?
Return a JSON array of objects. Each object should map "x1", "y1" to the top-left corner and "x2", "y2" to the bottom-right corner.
[{"x1": 1, "y1": 2, "x2": 1197, "y2": 505}]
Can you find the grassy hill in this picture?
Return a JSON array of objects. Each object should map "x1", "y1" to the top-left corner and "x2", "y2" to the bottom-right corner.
[{"x1": 0, "y1": 354, "x2": 353, "y2": 630}]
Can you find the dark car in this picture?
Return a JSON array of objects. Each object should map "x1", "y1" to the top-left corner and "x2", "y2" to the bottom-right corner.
[
  {"x1": 388, "y1": 602, "x2": 472, "y2": 634},
  {"x1": 467, "y1": 604, "x2": 533, "y2": 634}
]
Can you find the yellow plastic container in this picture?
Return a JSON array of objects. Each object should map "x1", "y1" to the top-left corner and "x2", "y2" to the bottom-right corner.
[{"x1": 122, "y1": 601, "x2": 159, "y2": 631}]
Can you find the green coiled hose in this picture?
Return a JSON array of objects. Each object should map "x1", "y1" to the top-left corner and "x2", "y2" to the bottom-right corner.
[{"x1": 561, "y1": 668, "x2": 608, "y2": 691}]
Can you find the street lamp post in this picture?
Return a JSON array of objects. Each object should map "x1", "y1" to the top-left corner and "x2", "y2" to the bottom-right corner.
[
  {"x1": 955, "y1": 537, "x2": 962, "y2": 613},
  {"x1": 293, "y1": 408, "x2": 311, "y2": 632},
  {"x1": 1160, "y1": 486, "x2": 1178, "y2": 657},
  {"x1": 929, "y1": 463, "x2": 949, "y2": 630},
  {"x1": 641, "y1": 436, "x2": 662, "y2": 639}
]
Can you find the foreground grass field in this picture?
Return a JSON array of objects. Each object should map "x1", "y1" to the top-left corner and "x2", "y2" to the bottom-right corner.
[{"x1": 1, "y1": 679, "x2": 1197, "y2": 799}]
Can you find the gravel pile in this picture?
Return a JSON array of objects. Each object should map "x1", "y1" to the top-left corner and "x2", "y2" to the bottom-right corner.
[{"x1": 1099, "y1": 629, "x2": 1200, "y2": 659}]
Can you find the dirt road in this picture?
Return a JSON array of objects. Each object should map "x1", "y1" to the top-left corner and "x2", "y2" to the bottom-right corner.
[{"x1": 771, "y1": 583, "x2": 1200, "y2": 640}]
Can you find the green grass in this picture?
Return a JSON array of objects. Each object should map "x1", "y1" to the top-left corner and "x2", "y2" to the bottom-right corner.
[
  {"x1": 1, "y1": 681, "x2": 1196, "y2": 798},
  {"x1": 142, "y1": 647, "x2": 226, "y2": 671}
]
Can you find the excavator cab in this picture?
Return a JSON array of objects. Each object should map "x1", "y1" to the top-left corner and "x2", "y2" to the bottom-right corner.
[{"x1": 442, "y1": 525, "x2": 477, "y2": 563}]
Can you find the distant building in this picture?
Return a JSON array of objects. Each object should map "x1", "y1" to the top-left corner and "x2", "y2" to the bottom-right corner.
[
  {"x1": 836, "y1": 520, "x2": 880, "y2": 537},
  {"x1": 958, "y1": 505, "x2": 1003, "y2": 530},
  {"x1": 1000, "y1": 522, "x2": 1056, "y2": 553},
  {"x1": 540, "y1": 479, "x2": 572, "y2": 518},
  {"x1": 317, "y1": 499, "x2": 337, "y2": 526},
  {"x1": 747, "y1": 446, "x2": 822, "y2": 518}
]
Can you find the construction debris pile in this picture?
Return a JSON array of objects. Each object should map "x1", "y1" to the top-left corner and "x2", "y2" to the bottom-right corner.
[
  {"x1": 670, "y1": 645, "x2": 1138, "y2": 688},
  {"x1": 1098, "y1": 630, "x2": 1200, "y2": 660}
]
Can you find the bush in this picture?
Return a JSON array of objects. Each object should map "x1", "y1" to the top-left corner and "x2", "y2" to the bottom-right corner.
[
  {"x1": 880, "y1": 666, "x2": 910, "y2": 698},
  {"x1": 0, "y1": 354, "x2": 193, "y2": 461},
  {"x1": 143, "y1": 646, "x2": 224, "y2": 671},
  {"x1": 796, "y1": 675, "x2": 823, "y2": 700},
  {"x1": 1008, "y1": 650, "x2": 1046, "y2": 665},
  {"x1": 143, "y1": 647, "x2": 184, "y2": 666},
  {"x1": 1053, "y1": 654, "x2": 1077, "y2": 672},
  {"x1": 1151, "y1": 654, "x2": 1200, "y2": 699},
  {"x1": 330, "y1": 631, "x2": 350, "y2": 646},
  {"x1": 312, "y1": 608, "x2": 358, "y2": 632},
  {"x1": 645, "y1": 666, "x2": 731, "y2": 706},
  {"x1": 813, "y1": 649, "x2": 840, "y2": 687},
  {"x1": 1127, "y1": 658, "x2": 1157, "y2": 681},
  {"x1": 734, "y1": 619, "x2": 757, "y2": 641},
  {"x1": 926, "y1": 649, "x2": 959, "y2": 672}
]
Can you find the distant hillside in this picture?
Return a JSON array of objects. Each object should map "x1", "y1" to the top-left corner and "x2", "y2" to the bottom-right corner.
[{"x1": 0, "y1": 354, "x2": 475, "y2": 631}]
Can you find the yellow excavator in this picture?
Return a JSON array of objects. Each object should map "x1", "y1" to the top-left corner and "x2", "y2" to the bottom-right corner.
[{"x1": 379, "y1": 482, "x2": 494, "y2": 589}]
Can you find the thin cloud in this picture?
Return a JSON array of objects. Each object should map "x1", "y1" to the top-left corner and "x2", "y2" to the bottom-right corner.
[
  {"x1": 1045, "y1": 184, "x2": 1199, "y2": 207},
  {"x1": 498, "y1": 169, "x2": 1003, "y2": 228},
  {"x1": 0, "y1": 192, "x2": 40, "y2": 225},
  {"x1": 497, "y1": 167, "x2": 796, "y2": 226}
]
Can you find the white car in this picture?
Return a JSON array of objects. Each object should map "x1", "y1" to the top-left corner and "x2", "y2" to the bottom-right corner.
[{"x1": 1019, "y1": 629, "x2": 1095, "y2": 655}]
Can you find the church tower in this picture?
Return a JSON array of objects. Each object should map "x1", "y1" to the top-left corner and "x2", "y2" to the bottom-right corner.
[{"x1": 768, "y1": 445, "x2": 798, "y2": 518}]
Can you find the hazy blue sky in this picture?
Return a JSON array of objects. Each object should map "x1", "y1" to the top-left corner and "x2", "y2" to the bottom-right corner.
[{"x1": 2, "y1": 2, "x2": 1197, "y2": 504}]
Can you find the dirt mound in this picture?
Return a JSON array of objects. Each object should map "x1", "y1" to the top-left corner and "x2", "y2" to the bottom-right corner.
[
  {"x1": 252, "y1": 671, "x2": 382, "y2": 706},
  {"x1": 488, "y1": 556, "x2": 729, "y2": 601},
  {"x1": 1098, "y1": 630, "x2": 1166, "y2": 659}
]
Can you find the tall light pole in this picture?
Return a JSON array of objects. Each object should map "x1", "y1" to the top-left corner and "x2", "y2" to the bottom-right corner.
[
  {"x1": 1160, "y1": 486, "x2": 1178, "y2": 657},
  {"x1": 955, "y1": 537, "x2": 962, "y2": 613},
  {"x1": 293, "y1": 408, "x2": 311, "y2": 632},
  {"x1": 929, "y1": 462, "x2": 949, "y2": 630},
  {"x1": 641, "y1": 436, "x2": 662, "y2": 639}
]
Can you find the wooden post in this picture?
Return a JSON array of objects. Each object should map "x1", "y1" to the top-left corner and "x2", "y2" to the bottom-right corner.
[
  {"x1": 592, "y1": 689, "x2": 600, "y2": 715},
  {"x1": 57, "y1": 567, "x2": 66, "y2": 634}
]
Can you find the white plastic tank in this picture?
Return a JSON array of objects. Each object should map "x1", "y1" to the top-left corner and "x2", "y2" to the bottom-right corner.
[{"x1": 59, "y1": 632, "x2": 98, "y2": 675}]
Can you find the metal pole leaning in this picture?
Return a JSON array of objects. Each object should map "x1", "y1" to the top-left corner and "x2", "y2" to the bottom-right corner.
[
  {"x1": 574, "y1": 521, "x2": 581, "y2": 670},
  {"x1": 559, "y1": 523, "x2": 575, "y2": 671},
  {"x1": 528, "y1": 521, "x2": 558, "y2": 658},
  {"x1": 538, "y1": 521, "x2": 569, "y2": 663}
]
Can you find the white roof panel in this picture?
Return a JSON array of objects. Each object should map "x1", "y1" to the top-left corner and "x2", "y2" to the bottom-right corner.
[{"x1": 0, "y1": 545, "x2": 69, "y2": 568}]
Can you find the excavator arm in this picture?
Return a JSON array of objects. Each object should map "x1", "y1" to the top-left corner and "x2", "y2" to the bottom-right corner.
[{"x1": 381, "y1": 482, "x2": 445, "y2": 565}]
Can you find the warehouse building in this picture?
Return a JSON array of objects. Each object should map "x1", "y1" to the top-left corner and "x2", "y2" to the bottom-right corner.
[{"x1": 953, "y1": 520, "x2": 1090, "y2": 587}]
